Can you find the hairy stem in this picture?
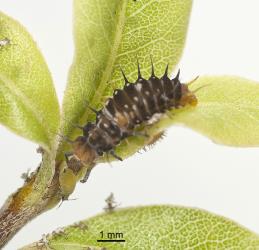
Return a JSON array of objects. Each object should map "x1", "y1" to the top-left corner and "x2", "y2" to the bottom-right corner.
[{"x1": 0, "y1": 155, "x2": 60, "y2": 248}]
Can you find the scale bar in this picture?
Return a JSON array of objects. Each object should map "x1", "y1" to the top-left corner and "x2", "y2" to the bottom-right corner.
[{"x1": 97, "y1": 239, "x2": 125, "y2": 242}]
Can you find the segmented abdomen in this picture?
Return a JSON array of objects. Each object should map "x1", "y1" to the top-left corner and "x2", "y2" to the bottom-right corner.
[{"x1": 72, "y1": 63, "x2": 197, "y2": 162}]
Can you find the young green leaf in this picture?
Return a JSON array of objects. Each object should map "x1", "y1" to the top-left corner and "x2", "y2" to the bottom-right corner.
[
  {"x1": 0, "y1": 12, "x2": 60, "y2": 150},
  {"x1": 21, "y1": 205, "x2": 259, "y2": 249},
  {"x1": 173, "y1": 76, "x2": 259, "y2": 146},
  {"x1": 61, "y1": 0, "x2": 192, "y2": 146}
]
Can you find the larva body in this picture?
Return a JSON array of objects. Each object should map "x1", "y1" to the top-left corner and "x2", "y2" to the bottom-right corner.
[{"x1": 71, "y1": 63, "x2": 197, "y2": 163}]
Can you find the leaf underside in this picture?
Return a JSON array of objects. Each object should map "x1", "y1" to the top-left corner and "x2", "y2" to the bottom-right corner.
[
  {"x1": 0, "y1": 12, "x2": 60, "y2": 150},
  {"x1": 22, "y1": 205, "x2": 259, "y2": 250},
  {"x1": 174, "y1": 76, "x2": 259, "y2": 147}
]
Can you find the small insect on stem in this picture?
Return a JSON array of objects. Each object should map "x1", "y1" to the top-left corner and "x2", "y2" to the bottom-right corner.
[
  {"x1": 36, "y1": 234, "x2": 51, "y2": 250},
  {"x1": 36, "y1": 146, "x2": 45, "y2": 154},
  {"x1": 20, "y1": 168, "x2": 33, "y2": 183}
]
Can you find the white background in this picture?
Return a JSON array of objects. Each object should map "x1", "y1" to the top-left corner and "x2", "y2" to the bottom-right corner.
[{"x1": 0, "y1": 1, "x2": 259, "y2": 249}]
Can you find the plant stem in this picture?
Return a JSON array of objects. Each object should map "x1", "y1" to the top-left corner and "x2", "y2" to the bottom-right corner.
[{"x1": 0, "y1": 156, "x2": 60, "y2": 248}]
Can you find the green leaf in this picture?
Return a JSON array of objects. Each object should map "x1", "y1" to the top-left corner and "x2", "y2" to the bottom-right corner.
[
  {"x1": 0, "y1": 12, "x2": 60, "y2": 150},
  {"x1": 61, "y1": 0, "x2": 192, "y2": 147},
  {"x1": 21, "y1": 205, "x2": 259, "y2": 249},
  {"x1": 173, "y1": 76, "x2": 259, "y2": 146}
]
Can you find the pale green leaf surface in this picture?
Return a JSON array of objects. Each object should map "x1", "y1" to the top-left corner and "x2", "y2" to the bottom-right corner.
[
  {"x1": 61, "y1": 0, "x2": 192, "y2": 152},
  {"x1": 173, "y1": 76, "x2": 259, "y2": 146},
  {"x1": 22, "y1": 205, "x2": 259, "y2": 249},
  {"x1": 0, "y1": 12, "x2": 60, "y2": 149}
]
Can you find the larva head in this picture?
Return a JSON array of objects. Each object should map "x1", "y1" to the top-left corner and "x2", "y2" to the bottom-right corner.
[
  {"x1": 72, "y1": 136, "x2": 97, "y2": 164},
  {"x1": 179, "y1": 84, "x2": 198, "y2": 107}
]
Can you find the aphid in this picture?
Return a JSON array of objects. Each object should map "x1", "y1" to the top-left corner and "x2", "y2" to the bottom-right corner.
[
  {"x1": 104, "y1": 192, "x2": 120, "y2": 212},
  {"x1": 36, "y1": 146, "x2": 45, "y2": 155},
  {"x1": 36, "y1": 234, "x2": 51, "y2": 250},
  {"x1": 71, "y1": 221, "x2": 88, "y2": 231},
  {"x1": 20, "y1": 168, "x2": 32, "y2": 183},
  {"x1": 67, "y1": 60, "x2": 198, "y2": 165},
  {"x1": 0, "y1": 38, "x2": 11, "y2": 48},
  {"x1": 51, "y1": 227, "x2": 66, "y2": 237}
]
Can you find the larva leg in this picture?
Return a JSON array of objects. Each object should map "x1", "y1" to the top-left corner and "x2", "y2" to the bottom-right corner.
[
  {"x1": 80, "y1": 165, "x2": 94, "y2": 183},
  {"x1": 110, "y1": 150, "x2": 123, "y2": 161}
]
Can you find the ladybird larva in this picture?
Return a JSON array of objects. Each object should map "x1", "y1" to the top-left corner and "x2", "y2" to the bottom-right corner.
[{"x1": 67, "y1": 60, "x2": 198, "y2": 165}]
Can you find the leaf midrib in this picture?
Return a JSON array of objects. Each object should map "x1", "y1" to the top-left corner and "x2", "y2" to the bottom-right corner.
[
  {"x1": 82, "y1": 0, "x2": 128, "y2": 122},
  {"x1": 0, "y1": 74, "x2": 51, "y2": 149}
]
